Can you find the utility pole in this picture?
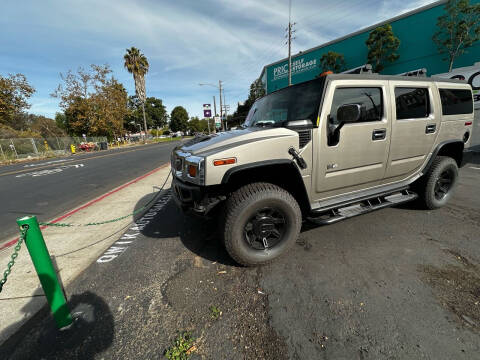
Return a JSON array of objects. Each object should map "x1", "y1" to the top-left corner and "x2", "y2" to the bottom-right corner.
[
  {"x1": 213, "y1": 95, "x2": 217, "y2": 117},
  {"x1": 222, "y1": 88, "x2": 229, "y2": 130},
  {"x1": 286, "y1": 0, "x2": 295, "y2": 86},
  {"x1": 199, "y1": 82, "x2": 223, "y2": 131},
  {"x1": 219, "y1": 80, "x2": 224, "y2": 131},
  {"x1": 212, "y1": 95, "x2": 216, "y2": 133}
]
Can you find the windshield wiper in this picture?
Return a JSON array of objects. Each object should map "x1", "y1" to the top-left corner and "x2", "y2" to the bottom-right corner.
[{"x1": 253, "y1": 121, "x2": 275, "y2": 127}]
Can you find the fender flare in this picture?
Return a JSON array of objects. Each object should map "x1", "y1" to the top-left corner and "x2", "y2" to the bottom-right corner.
[
  {"x1": 422, "y1": 139, "x2": 464, "y2": 174},
  {"x1": 221, "y1": 159, "x2": 296, "y2": 184}
]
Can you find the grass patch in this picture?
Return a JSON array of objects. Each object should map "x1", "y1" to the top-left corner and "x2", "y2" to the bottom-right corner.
[
  {"x1": 209, "y1": 305, "x2": 221, "y2": 320},
  {"x1": 165, "y1": 332, "x2": 196, "y2": 360}
]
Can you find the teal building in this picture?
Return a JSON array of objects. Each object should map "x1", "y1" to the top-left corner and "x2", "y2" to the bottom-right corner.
[{"x1": 260, "y1": 0, "x2": 480, "y2": 93}]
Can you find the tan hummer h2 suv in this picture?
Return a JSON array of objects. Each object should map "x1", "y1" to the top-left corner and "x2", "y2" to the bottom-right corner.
[{"x1": 171, "y1": 74, "x2": 475, "y2": 266}]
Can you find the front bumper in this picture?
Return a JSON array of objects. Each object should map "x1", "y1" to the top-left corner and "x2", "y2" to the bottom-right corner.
[
  {"x1": 171, "y1": 177, "x2": 225, "y2": 215},
  {"x1": 172, "y1": 177, "x2": 204, "y2": 206}
]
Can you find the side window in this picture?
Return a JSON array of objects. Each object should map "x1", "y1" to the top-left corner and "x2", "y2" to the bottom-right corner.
[
  {"x1": 439, "y1": 89, "x2": 473, "y2": 115},
  {"x1": 395, "y1": 87, "x2": 430, "y2": 119},
  {"x1": 329, "y1": 87, "x2": 383, "y2": 124}
]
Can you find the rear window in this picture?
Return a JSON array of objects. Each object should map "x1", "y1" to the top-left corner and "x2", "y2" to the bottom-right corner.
[{"x1": 439, "y1": 89, "x2": 473, "y2": 115}]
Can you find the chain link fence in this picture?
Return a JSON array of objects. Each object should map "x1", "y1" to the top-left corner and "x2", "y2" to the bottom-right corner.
[{"x1": 0, "y1": 136, "x2": 108, "y2": 161}]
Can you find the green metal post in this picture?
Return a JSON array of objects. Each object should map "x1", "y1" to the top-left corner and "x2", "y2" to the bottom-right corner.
[{"x1": 16, "y1": 216, "x2": 73, "y2": 328}]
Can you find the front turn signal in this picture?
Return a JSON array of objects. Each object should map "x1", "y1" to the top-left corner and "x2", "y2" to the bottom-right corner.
[
  {"x1": 213, "y1": 158, "x2": 236, "y2": 166},
  {"x1": 188, "y1": 164, "x2": 197, "y2": 177}
]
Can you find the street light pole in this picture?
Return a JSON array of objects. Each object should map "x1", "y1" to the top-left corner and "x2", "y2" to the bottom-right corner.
[{"x1": 199, "y1": 82, "x2": 224, "y2": 131}]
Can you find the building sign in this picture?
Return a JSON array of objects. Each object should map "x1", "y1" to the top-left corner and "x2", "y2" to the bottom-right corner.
[
  {"x1": 203, "y1": 104, "x2": 212, "y2": 118},
  {"x1": 273, "y1": 57, "x2": 318, "y2": 81},
  {"x1": 214, "y1": 116, "x2": 221, "y2": 128}
]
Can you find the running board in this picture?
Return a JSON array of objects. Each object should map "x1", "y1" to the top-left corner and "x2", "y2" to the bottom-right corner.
[{"x1": 308, "y1": 190, "x2": 417, "y2": 225}]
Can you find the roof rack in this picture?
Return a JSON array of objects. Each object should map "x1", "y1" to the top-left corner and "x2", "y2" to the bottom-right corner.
[
  {"x1": 342, "y1": 64, "x2": 373, "y2": 74},
  {"x1": 397, "y1": 68, "x2": 427, "y2": 77}
]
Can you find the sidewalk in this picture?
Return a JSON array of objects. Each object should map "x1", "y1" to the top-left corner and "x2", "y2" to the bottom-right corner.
[{"x1": 0, "y1": 164, "x2": 172, "y2": 345}]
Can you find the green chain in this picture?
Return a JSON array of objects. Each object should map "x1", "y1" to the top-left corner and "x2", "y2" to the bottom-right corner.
[
  {"x1": 39, "y1": 172, "x2": 171, "y2": 228},
  {"x1": 0, "y1": 226, "x2": 27, "y2": 293},
  {"x1": 38, "y1": 204, "x2": 149, "y2": 227}
]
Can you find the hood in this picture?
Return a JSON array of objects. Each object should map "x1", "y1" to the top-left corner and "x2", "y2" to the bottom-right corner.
[{"x1": 179, "y1": 127, "x2": 296, "y2": 156}]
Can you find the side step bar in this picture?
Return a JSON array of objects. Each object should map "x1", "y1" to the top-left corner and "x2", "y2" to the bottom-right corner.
[{"x1": 308, "y1": 190, "x2": 417, "y2": 225}]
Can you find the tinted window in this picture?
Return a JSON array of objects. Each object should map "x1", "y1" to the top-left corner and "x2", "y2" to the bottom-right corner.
[
  {"x1": 330, "y1": 87, "x2": 383, "y2": 124},
  {"x1": 439, "y1": 89, "x2": 473, "y2": 115},
  {"x1": 395, "y1": 87, "x2": 430, "y2": 119},
  {"x1": 244, "y1": 78, "x2": 325, "y2": 127}
]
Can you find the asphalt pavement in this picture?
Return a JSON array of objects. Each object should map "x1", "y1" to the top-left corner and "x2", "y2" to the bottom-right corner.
[
  {"x1": 0, "y1": 141, "x2": 179, "y2": 241},
  {"x1": 2, "y1": 156, "x2": 480, "y2": 359}
]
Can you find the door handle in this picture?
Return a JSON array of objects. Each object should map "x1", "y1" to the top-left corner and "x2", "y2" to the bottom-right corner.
[
  {"x1": 372, "y1": 129, "x2": 386, "y2": 141},
  {"x1": 426, "y1": 124, "x2": 436, "y2": 134}
]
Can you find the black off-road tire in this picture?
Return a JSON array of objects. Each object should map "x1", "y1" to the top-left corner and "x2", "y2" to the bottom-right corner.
[
  {"x1": 223, "y1": 182, "x2": 302, "y2": 266},
  {"x1": 419, "y1": 156, "x2": 458, "y2": 210}
]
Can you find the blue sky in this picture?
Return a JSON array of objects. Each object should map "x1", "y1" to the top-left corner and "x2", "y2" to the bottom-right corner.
[{"x1": 1, "y1": 0, "x2": 433, "y2": 120}]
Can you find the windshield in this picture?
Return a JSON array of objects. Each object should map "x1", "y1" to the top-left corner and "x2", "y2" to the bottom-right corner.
[{"x1": 244, "y1": 78, "x2": 325, "y2": 128}]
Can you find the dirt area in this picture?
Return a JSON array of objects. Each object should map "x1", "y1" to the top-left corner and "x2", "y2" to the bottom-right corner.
[
  {"x1": 421, "y1": 249, "x2": 480, "y2": 331},
  {"x1": 162, "y1": 259, "x2": 287, "y2": 360}
]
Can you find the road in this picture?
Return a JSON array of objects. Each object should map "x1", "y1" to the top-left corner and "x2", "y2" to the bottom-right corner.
[
  {"x1": 0, "y1": 142, "x2": 179, "y2": 242},
  {"x1": 2, "y1": 158, "x2": 480, "y2": 359}
]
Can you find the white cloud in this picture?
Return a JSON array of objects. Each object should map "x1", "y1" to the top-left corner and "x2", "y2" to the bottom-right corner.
[{"x1": 1, "y1": 0, "x2": 439, "y2": 119}]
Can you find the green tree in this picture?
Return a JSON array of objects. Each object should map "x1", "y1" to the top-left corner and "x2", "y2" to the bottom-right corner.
[
  {"x1": 187, "y1": 116, "x2": 209, "y2": 133},
  {"x1": 126, "y1": 96, "x2": 167, "y2": 130},
  {"x1": 26, "y1": 114, "x2": 65, "y2": 138},
  {"x1": 90, "y1": 78, "x2": 128, "y2": 137},
  {"x1": 0, "y1": 73, "x2": 35, "y2": 129},
  {"x1": 320, "y1": 51, "x2": 346, "y2": 73},
  {"x1": 55, "y1": 112, "x2": 67, "y2": 131},
  {"x1": 366, "y1": 24, "x2": 400, "y2": 73},
  {"x1": 170, "y1": 106, "x2": 189, "y2": 132},
  {"x1": 433, "y1": 0, "x2": 480, "y2": 72},
  {"x1": 52, "y1": 64, "x2": 127, "y2": 137},
  {"x1": 124, "y1": 47, "x2": 149, "y2": 139}
]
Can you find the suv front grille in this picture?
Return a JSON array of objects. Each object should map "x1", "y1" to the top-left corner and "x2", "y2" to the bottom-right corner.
[{"x1": 297, "y1": 129, "x2": 312, "y2": 148}]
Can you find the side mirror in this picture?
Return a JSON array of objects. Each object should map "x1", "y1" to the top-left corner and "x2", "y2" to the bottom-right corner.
[
  {"x1": 337, "y1": 103, "x2": 363, "y2": 123},
  {"x1": 327, "y1": 104, "x2": 364, "y2": 147}
]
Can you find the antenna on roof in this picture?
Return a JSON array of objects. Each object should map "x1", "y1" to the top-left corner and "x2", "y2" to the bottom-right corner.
[
  {"x1": 342, "y1": 64, "x2": 373, "y2": 74},
  {"x1": 397, "y1": 68, "x2": 427, "y2": 77}
]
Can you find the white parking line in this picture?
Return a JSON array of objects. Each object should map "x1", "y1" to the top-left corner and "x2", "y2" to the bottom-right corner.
[
  {"x1": 24, "y1": 159, "x2": 67, "y2": 168},
  {"x1": 16, "y1": 164, "x2": 85, "y2": 177}
]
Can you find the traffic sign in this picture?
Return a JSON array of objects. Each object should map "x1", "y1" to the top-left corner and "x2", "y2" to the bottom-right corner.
[{"x1": 203, "y1": 109, "x2": 212, "y2": 118}]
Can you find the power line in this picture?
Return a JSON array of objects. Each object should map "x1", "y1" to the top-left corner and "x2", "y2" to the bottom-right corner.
[
  {"x1": 222, "y1": 41, "x2": 288, "y2": 84},
  {"x1": 287, "y1": 0, "x2": 295, "y2": 86}
]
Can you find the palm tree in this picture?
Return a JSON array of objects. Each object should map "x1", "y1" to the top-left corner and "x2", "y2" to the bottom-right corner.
[{"x1": 124, "y1": 47, "x2": 149, "y2": 141}]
